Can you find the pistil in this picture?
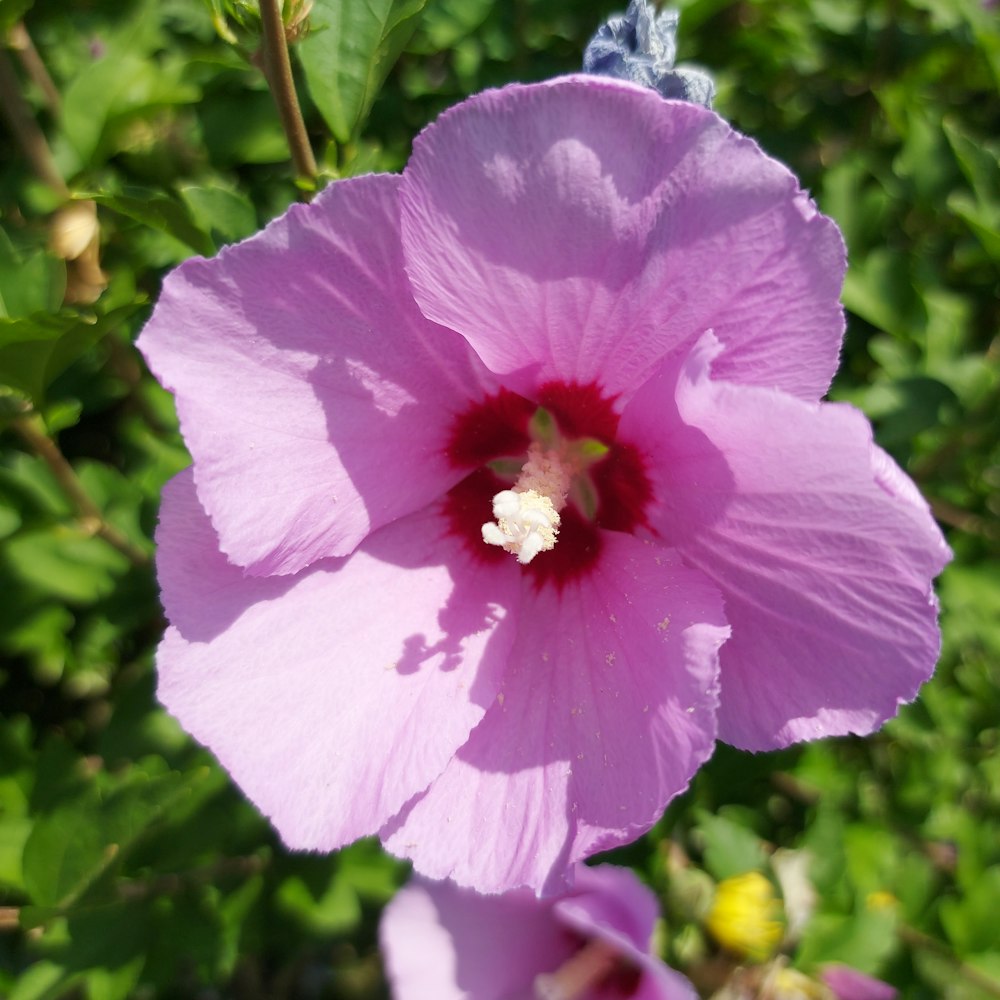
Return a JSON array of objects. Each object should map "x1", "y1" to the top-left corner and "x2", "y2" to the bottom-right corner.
[{"x1": 481, "y1": 443, "x2": 574, "y2": 564}]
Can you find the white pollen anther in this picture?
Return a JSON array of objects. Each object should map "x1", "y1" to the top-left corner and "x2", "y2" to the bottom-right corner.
[{"x1": 482, "y1": 445, "x2": 573, "y2": 564}]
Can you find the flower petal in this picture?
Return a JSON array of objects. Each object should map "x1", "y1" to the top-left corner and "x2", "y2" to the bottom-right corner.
[
  {"x1": 380, "y1": 877, "x2": 574, "y2": 1000},
  {"x1": 821, "y1": 965, "x2": 898, "y2": 1000},
  {"x1": 554, "y1": 864, "x2": 658, "y2": 952},
  {"x1": 382, "y1": 535, "x2": 727, "y2": 894},
  {"x1": 401, "y1": 75, "x2": 844, "y2": 403},
  {"x1": 553, "y1": 868, "x2": 699, "y2": 1000},
  {"x1": 627, "y1": 962, "x2": 701, "y2": 1000},
  {"x1": 156, "y1": 470, "x2": 520, "y2": 848},
  {"x1": 623, "y1": 334, "x2": 951, "y2": 751},
  {"x1": 139, "y1": 174, "x2": 494, "y2": 576}
]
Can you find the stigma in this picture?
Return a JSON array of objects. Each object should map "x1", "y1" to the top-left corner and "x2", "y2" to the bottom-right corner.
[{"x1": 481, "y1": 444, "x2": 574, "y2": 564}]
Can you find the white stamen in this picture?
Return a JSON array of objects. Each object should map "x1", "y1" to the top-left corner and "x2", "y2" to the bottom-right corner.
[{"x1": 482, "y1": 444, "x2": 573, "y2": 564}]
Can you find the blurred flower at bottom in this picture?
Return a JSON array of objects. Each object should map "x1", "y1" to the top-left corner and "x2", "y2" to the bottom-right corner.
[
  {"x1": 708, "y1": 960, "x2": 896, "y2": 1000},
  {"x1": 380, "y1": 864, "x2": 697, "y2": 999},
  {"x1": 820, "y1": 965, "x2": 897, "y2": 1000}
]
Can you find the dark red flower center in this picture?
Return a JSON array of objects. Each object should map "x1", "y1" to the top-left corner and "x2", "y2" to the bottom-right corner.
[
  {"x1": 444, "y1": 382, "x2": 653, "y2": 586},
  {"x1": 542, "y1": 930, "x2": 644, "y2": 998}
]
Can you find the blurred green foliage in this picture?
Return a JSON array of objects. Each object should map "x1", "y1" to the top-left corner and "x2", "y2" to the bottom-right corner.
[{"x1": 0, "y1": 0, "x2": 997, "y2": 996}]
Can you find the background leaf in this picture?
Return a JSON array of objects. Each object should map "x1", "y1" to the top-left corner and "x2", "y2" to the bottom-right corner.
[
  {"x1": 0, "y1": 302, "x2": 142, "y2": 404},
  {"x1": 298, "y1": 0, "x2": 429, "y2": 144}
]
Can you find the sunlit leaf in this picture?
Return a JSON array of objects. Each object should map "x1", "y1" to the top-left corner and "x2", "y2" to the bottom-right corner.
[
  {"x1": 298, "y1": 0, "x2": 429, "y2": 143},
  {"x1": 87, "y1": 190, "x2": 215, "y2": 257}
]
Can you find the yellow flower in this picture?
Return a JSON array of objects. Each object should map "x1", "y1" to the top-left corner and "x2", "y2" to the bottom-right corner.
[
  {"x1": 866, "y1": 890, "x2": 898, "y2": 912},
  {"x1": 706, "y1": 871, "x2": 784, "y2": 962}
]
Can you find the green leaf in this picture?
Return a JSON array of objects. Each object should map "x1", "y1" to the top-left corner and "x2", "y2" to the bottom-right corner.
[
  {"x1": 199, "y1": 90, "x2": 292, "y2": 166},
  {"x1": 943, "y1": 121, "x2": 1000, "y2": 261},
  {"x1": 695, "y1": 810, "x2": 768, "y2": 880},
  {"x1": 796, "y1": 906, "x2": 899, "y2": 973},
  {"x1": 54, "y1": 0, "x2": 197, "y2": 174},
  {"x1": 21, "y1": 808, "x2": 111, "y2": 912},
  {"x1": 0, "y1": 0, "x2": 33, "y2": 32},
  {"x1": 8, "y1": 961, "x2": 76, "y2": 1000},
  {"x1": 298, "y1": 0, "x2": 429, "y2": 143},
  {"x1": 0, "y1": 231, "x2": 66, "y2": 320},
  {"x1": 0, "y1": 605, "x2": 74, "y2": 684},
  {"x1": 0, "y1": 812, "x2": 31, "y2": 889},
  {"x1": 939, "y1": 867, "x2": 1000, "y2": 956},
  {"x1": 335, "y1": 837, "x2": 405, "y2": 901},
  {"x1": 64, "y1": 904, "x2": 149, "y2": 1000},
  {"x1": 943, "y1": 119, "x2": 1000, "y2": 208},
  {"x1": 0, "y1": 450, "x2": 73, "y2": 520},
  {"x1": 202, "y1": 0, "x2": 238, "y2": 43},
  {"x1": 0, "y1": 499, "x2": 21, "y2": 540},
  {"x1": 76, "y1": 460, "x2": 149, "y2": 557},
  {"x1": 408, "y1": 0, "x2": 492, "y2": 53},
  {"x1": 216, "y1": 873, "x2": 265, "y2": 976},
  {"x1": 842, "y1": 249, "x2": 926, "y2": 340},
  {"x1": 87, "y1": 190, "x2": 215, "y2": 257},
  {"x1": 948, "y1": 192, "x2": 1000, "y2": 261},
  {"x1": 818, "y1": 155, "x2": 888, "y2": 257},
  {"x1": 0, "y1": 301, "x2": 143, "y2": 404},
  {"x1": 60, "y1": 51, "x2": 146, "y2": 171},
  {"x1": 276, "y1": 872, "x2": 361, "y2": 934},
  {"x1": 859, "y1": 376, "x2": 959, "y2": 450},
  {"x1": 21, "y1": 763, "x2": 195, "y2": 911},
  {"x1": 178, "y1": 184, "x2": 257, "y2": 246}
]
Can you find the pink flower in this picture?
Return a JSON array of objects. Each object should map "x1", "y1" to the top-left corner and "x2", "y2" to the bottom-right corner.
[
  {"x1": 820, "y1": 965, "x2": 898, "y2": 1000},
  {"x1": 380, "y1": 864, "x2": 696, "y2": 1000},
  {"x1": 139, "y1": 76, "x2": 949, "y2": 894}
]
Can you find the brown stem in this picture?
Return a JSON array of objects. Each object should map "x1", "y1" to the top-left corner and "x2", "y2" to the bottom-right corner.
[
  {"x1": 12, "y1": 412, "x2": 149, "y2": 567},
  {"x1": 899, "y1": 924, "x2": 1000, "y2": 998},
  {"x1": 8, "y1": 22, "x2": 61, "y2": 116},
  {"x1": 117, "y1": 853, "x2": 269, "y2": 902},
  {"x1": 0, "y1": 45, "x2": 67, "y2": 197},
  {"x1": 771, "y1": 770, "x2": 821, "y2": 805},
  {"x1": 927, "y1": 497, "x2": 1000, "y2": 541},
  {"x1": 258, "y1": 0, "x2": 317, "y2": 185},
  {"x1": 0, "y1": 907, "x2": 20, "y2": 932}
]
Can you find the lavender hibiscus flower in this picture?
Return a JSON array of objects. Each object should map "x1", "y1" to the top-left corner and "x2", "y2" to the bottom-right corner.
[
  {"x1": 380, "y1": 864, "x2": 696, "y2": 1000},
  {"x1": 140, "y1": 75, "x2": 949, "y2": 895}
]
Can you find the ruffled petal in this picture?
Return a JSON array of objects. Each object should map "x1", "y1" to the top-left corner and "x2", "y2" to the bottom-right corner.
[
  {"x1": 380, "y1": 877, "x2": 573, "y2": 1000},
  {"x1": 155, "y1": 470, "x2": 520, "y2": 848},
  {"x1": 139, "y1": 174, "x2": 494, "y2": 576},
  {"x1": 622, "y1": 334, "x2": 951, "y2": 751},
  {"x1": 382, "y1": 535, "x2": 727, "y2": 894},
  {"x1": 401, "y1": 75, "x2": 844, "y2": 403}
]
